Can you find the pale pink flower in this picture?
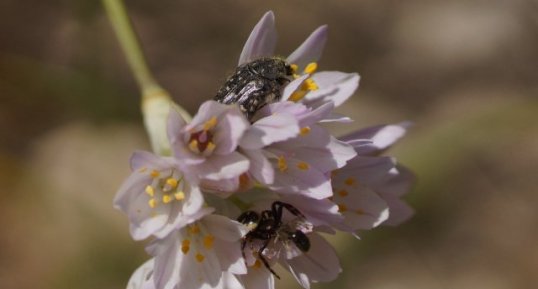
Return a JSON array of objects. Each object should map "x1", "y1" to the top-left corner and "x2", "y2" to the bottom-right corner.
[
  {"x1": 127, "y1": 258, "x2": 245, "y2": 289},
  {"x1": 118, "y1": 10, "x2": 416, "y2": 289},
  {"x1": 239, "y1": 11, "x2": 360, "y2": 112},
  {"x1": 239, "y1": 101, "x2": 356, "y2": 199},
  {"x1": 114, "y1": 151, "x2": 204, "y2": 240},
  {"x1": 146, "y1": 209, "x2": 248, "y2": 289},
  {"x1": 326, "y1": 122, "x2": 415, "y2": 233},
  {"x1": 168, "y1": 102, "x2": 250, "y2": 194}
]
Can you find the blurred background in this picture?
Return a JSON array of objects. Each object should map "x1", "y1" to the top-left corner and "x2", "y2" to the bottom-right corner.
[{"x1": 1, "y1": 1, "x2": 537, "y2": 289}]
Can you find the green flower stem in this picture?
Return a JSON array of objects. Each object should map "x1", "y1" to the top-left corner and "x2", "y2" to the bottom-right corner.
[
  {"x1": 102, "y1": 0, "x2": 191, "y2": 155},
  {"x1": 102, "y1": 0, "x2": 159, "y2": 93}
]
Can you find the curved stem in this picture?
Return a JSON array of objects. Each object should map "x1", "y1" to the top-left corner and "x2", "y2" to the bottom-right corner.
[
  {"x1": 102, "y1": 0, "x2": 192, "y2": 155},
  {"x1": 102, "y1": 0, "x2": 160, "y2": 93}
]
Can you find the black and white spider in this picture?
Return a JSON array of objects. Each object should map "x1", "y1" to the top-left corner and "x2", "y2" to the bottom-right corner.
[{"x1": 237, "y1": 201, "x2": 311, "y2": 278}]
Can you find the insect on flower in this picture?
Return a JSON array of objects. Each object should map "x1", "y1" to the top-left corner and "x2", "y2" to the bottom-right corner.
[
  {"x1": 237, "y1": 201, "x2": 311, "y2": 279},
  {"x1": 214, "y1": 57, "x2": 294, "y2": 119}
]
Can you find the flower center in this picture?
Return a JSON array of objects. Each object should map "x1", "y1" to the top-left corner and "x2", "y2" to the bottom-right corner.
[
  {"x1": 180, "y1": 223, "x2": 215, "y2": 264},
  {"x1": 144, "y1": 170, "x2": 186, "y2": 209},
  {"x1": 332, "y1": 175, "x2": 365, "y2": 216},
  {"x1": 188, "y1": 116, "x2": 218, "y2": 155}
]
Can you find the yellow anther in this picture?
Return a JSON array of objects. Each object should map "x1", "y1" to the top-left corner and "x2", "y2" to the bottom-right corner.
[
  {"x1": 344, "y1": 177, "x2": 356, "y2": 186},
  {"x1": 338, "y1": 203, "x2": 347, "y2": 212},
  {"x1": 290, "y1": 64, "x2": 299, "y2": 74},
  {"x1": 304, "y1": 62, "x2": 318, "y2": 74},
  {"x1": 189, "y1": 140, "x2": 199, "y2": 153},
  {"x1": 203, "y1": 235, "x2": 215, "y2": 249},
  {"x1": 181, "y1": 239, "x2": 190, "y2": 254},
  {"x1": 148, "y1": 198, "x2": 158, "y2": 208},
  {"x1": 288, "y1": 90, "x2": 307, "y2": 102},
  {"x1": 278, "y1": 156, "x2": 288, "y2": 172},
  {"x1": 150, "y1": 170, "x2": 160, "y2": 178},
  {"x1": 297, "y1": 162, "x2": 310, "y2": 171},
  {"x1": 138, "y1": 167, "x2": 148, "y2": 173},
  {"x1": 253, "y1": 259, "x2": 262, "y2": 269},
  {"x1": 145, "y1": 185, "x2": 155, "y2": 197},
  {"x1": 206, "y1": 141, "x2": 216, "y2": 153},
  {"x1": 189, "y1": 225, "x2": 200, "y2": 234},
  {"x1": 338, "y1": 189, "x2": 349, "y2": 197},
  {"x1": 166, "y1": 178, "x2": 178, "y2": 188},
  {"x1": 355, "y1": 208, "x2": 365, "y2": 215},
  {"x1": 195, "y1": 253, "x2": 205, "y2": 263},
  {"x1": 203, "y1": 116, "x2": 218, "y2": 131},
  {"x1": 174, "y1": 191, "x2": 185, "y2": 201},
  {"x1": 162, "y1": 194, "x2": 173, "y2": 204},
  {"x1": 300, "y1": 127, "x2": 311, "y2": 136},
  {"x1": 301, "y1": 78, "x2": 318, "y2": 91}
]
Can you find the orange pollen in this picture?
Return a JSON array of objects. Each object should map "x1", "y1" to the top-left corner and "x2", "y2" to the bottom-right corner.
[
  {"x1": 338, "y1": 189, "x2": 349, "y2": 197},
  {"x1": 195, "y1": 253, "x2": 205, "y2": 263},
  {"x1": 344, "y1": 177, "x2": 356, "y2": 186},
  {"x1": 278, "y1": 156, "x2": 288, "y2": 172},
  {"x1": 297, "y1": 162, "x2": 310, "y2": 170},
  {"x1": 203, "y1": 235, "x2": 215, "y2": 249},
  {"x1": 150, "y1": 170, "x2": 160, "y2": 178},
  {"x1": 300, "y1": 127, "x2": 311, "y2": 136},
  {"x1": 188, "y1": 225, "x2": 200, "y2": 234},
  {"x1": 338, "y1": 203, "x2": 347, "y2": 212},
  {"x1": 253, "y1": 259, "x2": 262, "y2": 269}
]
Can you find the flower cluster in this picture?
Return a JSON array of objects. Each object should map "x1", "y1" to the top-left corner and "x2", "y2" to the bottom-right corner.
[{"x1": 117, "y1": 11, "x2": 414, "y2": 289}]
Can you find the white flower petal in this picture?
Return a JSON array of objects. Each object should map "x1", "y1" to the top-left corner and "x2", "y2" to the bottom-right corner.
[
  {"x1": 200, "y1": 152, "x2": 250, "y2": 180},
  {"x1": 281, "y1": 74, "x2": 310, "y2": 101},
  {"x1": 337, "y1": 156, "x2": 396, "y2": 185},
  {"x1": 215, "y1": 239, "x2": 247, "y2": 274},
  {"x1": 240, "y1": 267, "x2": 275, "y2": 289},
  {"x1": 287, "y1": 25, "x2": 328, "y2": 71},
  {"x1": 239, "y1": 11, "x2": 277, "y2": 65},
  {"x1": 127, "y1": 259, "x2": 156, "y2": 289},
  {"x1": 150, "y1": 235, "x2": 180, "y2": 289},
  {"x1": 167, "y1": 107, "x2": 187, "y2": 146},
  {"x1": 214, "y1": 106, "x2": 249, "y2": 155},
  {"x1": 334, "y1": 186, "x2": 390, "y2": 230},
  {"x1": 303, "y1": 72, "x2": 360, "y2": 108},
  {"x1": 240, "y1": 113, "x2": 300, "y2": 149},
  {"x1": 341, "y1": 122, "x2": 412, "y2": 155},
  {"x1": 280, "y1": 195, "x2": 343, "y2": 228},
  {"x1": 380, "y1": 194, "x2": 414, "y2": 226},
  {"x1": 282, "y1": 233, "x2": 341, "y2": 288},
  {"x1": 318, "y1": 112, "x2": 353, "y2": 123},
  {"x1": 203, "y1": 214, "x2": 248, "y2": 242},
  {"x1": 130, "y1": 150, "x2": 172, "y2": 171},
  {"x1": 271, "y1": 159, "x2": 333, "y2": 199},
  {"x1": 243, "y1": 149, "x2": 274, "y2": 184}
]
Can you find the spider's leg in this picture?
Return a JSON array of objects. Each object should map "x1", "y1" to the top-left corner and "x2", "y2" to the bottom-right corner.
[
  {"x1": 272, "y1": 201, "x2": 305, "y2": 219},
  {"x1": 241, "y1": 237, "x2": 248, "y2": 264},
  {"x1": 259, "y1": 238, "x2": 281, "y2": 279}
]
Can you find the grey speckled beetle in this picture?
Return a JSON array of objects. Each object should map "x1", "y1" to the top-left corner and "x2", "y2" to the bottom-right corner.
[{"x1": 214, "y1": 57, "x2": 294, "y2": 119}]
